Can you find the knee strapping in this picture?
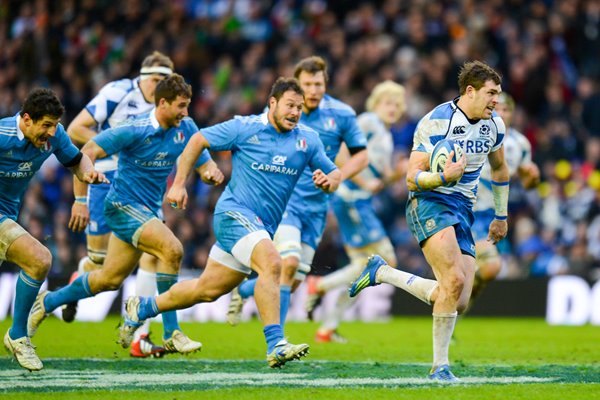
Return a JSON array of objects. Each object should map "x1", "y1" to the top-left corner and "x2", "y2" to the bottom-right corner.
[{"x1": 87, "y1": 249, "x2": 106, "y2": 266}]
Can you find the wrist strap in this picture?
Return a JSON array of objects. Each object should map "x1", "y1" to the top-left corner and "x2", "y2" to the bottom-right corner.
[
  {"x1": 439, "y1": 172, "x2": 447, "y2": 185},
  {"x1": 415, "y1": 170, "x2": 423, "y2": 192},
  {"x1": 75, "y1": 196, "x2": 88, "y2": 205}
]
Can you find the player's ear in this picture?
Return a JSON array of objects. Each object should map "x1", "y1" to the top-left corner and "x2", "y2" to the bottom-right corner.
[{"x1": 21, "y1": 113, "x2": 32, "y2": 126}]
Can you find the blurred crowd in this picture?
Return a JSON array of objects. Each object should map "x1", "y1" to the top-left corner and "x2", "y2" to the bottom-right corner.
[{"x1": 1, "y1": 0, "x2": 600, "y2": 281}]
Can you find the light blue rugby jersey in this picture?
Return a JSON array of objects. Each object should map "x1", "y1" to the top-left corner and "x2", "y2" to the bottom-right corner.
[
  {"x1": 286, "y1": 94, "x2": 367, "y2": 214},
  {"x1": 201, "y1": 112, "x2": 337, "y2": 236},
  {"x1": 93, "y1": 110, "x2": 211, "y2": 213},
  {"x1": 0, "y1": 115, "x2": 80, "y2": 221},
  {"x1": 412, "y1": 98, "x2": 506, "y2": 206},
  {"x1": 85, "y1": 77, "x2": 154, "y2": 172}
]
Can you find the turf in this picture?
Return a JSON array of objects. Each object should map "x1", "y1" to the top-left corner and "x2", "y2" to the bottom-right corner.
[{"x1": 1, "y1": 316, "x2": 599, "y2": 399}]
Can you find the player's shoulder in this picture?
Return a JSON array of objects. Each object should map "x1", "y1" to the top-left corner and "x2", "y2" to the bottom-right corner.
[
  {"x1": 490, "y1": 111, "x2": 506, "y2": 133},
  {"x1": 295, "y1": 123, "x2": 323, "y2": 148},
  {"x1": 0, "y1": 115, "x2": 18, "y2": 139},
  {"x1": 510, "y1": 128, "x2": 529, "y2": 143},
  {"x1": 416, "y1": 101, "x2": 455, "y2": 134},
  {"x1": 97, "y1": 78, "x2": 137, "y2": 100},
  {"x1": 233, "y1": 113, "x2": 265, "y2": 126},
  {"x1": 426, "y1": 100, "x2": 456, "y2": 121},
  {"x1": 320, "y1": 94, "x2": 356, "y2": 117},
  {"x1": 357, "y1": 111, "x2": 383, "y2": 130}
]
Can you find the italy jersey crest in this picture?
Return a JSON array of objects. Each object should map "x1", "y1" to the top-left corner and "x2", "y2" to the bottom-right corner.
[
  {"x1": 174, "y1": 131, "x2": 185, "y2": 144},
  {"x1": 295, "y1": 138, "x2": 307, "y2": 152}
]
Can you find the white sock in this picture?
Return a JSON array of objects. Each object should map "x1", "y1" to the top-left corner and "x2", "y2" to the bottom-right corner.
[
  {"x1": 77, "y1": 257, "x2": 89, "y2": 275},
  {"x1": 432, "y1": 312, "x2": 457, "y2": 369},
  {"x1": 320, "y1": 291, "x2": 357, "y2": 331},
  {"x1": 134, "y1": 268, "x2": 157, "y2": 340},
  {"x1": 319, "y1": 263, "x2": 364, "y2": 292},
  {"x1": 376, "y1": 265, "x2": 437, "y2": 305}
]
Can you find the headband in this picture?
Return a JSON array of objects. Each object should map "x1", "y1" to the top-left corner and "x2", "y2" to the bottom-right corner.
[{"x1": 140, "y1": 66, "x2": 173, "y2": 77}]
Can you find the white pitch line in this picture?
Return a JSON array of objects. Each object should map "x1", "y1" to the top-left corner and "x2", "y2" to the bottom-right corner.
[{"x1": 0, "y1": 371, "x2": 557, "y2": 390}]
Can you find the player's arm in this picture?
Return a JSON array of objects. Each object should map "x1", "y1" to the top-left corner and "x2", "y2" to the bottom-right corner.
[
  {"x1": 313, "y1": 168, "x2": 341, "y2": 193},
  {"x1": 195, "y1": 158, "x2": 224, "y2": 186},
  {"x1": 167, "y1": 132, "x2": 210, "y2": 209},
  {"x1": 67, "y1": 109, "x2": 98, "y2": 146},
  {"x1": 68, "y1": 141, "x2": 110, "y2": 232},
  {"x1": 406, "y1": 150, "x2": 465, "y2": 192},
  {"x1": 487, "y1": 147, "x2": 510, "y2": 244},
  {"x1": 335, "y1": 143, "x2": 383, "y2": 193},
  {"x1": 517, "y1": 163, "x2": 540, "y2": 189},
  {"x1": 382, "y1": 156, "x2": 408, "y2": 186},
  {"x1": 339, "y1": 146, "x2": 368, "y2": 181}
]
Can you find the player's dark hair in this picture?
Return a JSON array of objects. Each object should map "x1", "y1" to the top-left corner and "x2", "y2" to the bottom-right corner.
[
  {"x1": 458, "y1": 61, "x2": 502, "y2": 95},
  {"x1": 294, "y1": 56, "x2": 329, "y2": 83},
  {"x1": 154, "y1": 73, "x2": 192, "y2": 105},
  {"x1": 268, "y1": 77, "x2": 304, "y2": 101},
  {"x1": 20, "y1": 88, "x2": 65, "y2": 121}
]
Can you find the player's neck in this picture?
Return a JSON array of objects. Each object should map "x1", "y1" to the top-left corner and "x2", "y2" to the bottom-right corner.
[
  {"x1": 455, "y1": 96, "x2": 480, "y2": 123},
  {"x1": 139, "y1": 81, "x2": 154, "y2": 104}
]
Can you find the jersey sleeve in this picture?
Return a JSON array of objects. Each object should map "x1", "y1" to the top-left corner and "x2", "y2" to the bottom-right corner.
[
  {"x1": 85, "y1": 79, "x2": 133, "y2": 126},
  {"x1": 181, "y1": 118, "x2": 213, "y2": 168},
  {"x1": 342, "y1": 114, "x2": 367, "y2": 149},
  {"x1": 200, "y1": 118, "x2": 241, "y2": 152},
  {"x1": 307, "y1": 133, "x2": 337, "y2": 174},
  {"x1": 491, "y1": 116, "x2": 506, "y2": 152},
  {"x1": 517, "y1": 132, "x2": 533, "y2": 165},
  {"x1": 52, "y1": 124, "x2": 81, "y2": 164},
  {"x1": 411, "y1": 116, "x2": 448, "y2": 153},
  {"x1": 93, "y1": 123, "x2": 137, "y2": 156}
]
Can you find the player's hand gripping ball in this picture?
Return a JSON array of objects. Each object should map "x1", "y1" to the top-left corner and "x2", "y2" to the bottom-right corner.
[{"x1": 429, "y1": 139, "x2": 463, "y2": 187}]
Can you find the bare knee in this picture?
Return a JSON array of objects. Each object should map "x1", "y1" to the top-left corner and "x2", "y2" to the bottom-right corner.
[
  {"x1": 161, "y1": 240, "x2": 183, "y2": 269},
  {"x1": 478, "y1": 258, "x2": 502, "y2": 282},
  {"x1": 27, "y1": 247, "x2": 52, "y2": 279},
  {"x1": 259, "y1": 254, "x2": 282, "y2": 283},
  {"x1": 442, "y1": 268, "x2": 466, "y2": 302},
  {"x1": 280, "y1": 257, "x2": 298, "y2": 282},
  {"x1": 95, "y1": 274, "x2": 124, "y2": 292}
]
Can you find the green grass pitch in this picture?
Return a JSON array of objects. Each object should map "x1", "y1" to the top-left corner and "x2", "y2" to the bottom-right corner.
[{"x1": 1, "y1": 316, "x2": 599, "y2": 399}]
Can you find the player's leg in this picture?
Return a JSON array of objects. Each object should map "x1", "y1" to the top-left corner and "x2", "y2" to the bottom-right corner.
[
  {"x1": 421, "y1": 227, "x2": 475, "y2": 381},
  {"x1": 467, "y1": 209, "x2": 499, "y2": 311},
  {"x1": 135, "y1": 219, "x2": 198, "y2": 352},
  {"x1": 275, "y1": 223, "x2": 303, "y2": 326},
  {"x1": 316, "y1": 239, "x2": 397, "y2": 342},
  {"x1": 63, "y1": 176, "x2": 113, "y2": 323},
  {"x1": 228, "y1": 222, "x2": 301, "y2": 326},
  {"x1": 469, "y1": 239, "x2": 501, "y2": 307},
  {"x1": 2, "y1": 219, "x2": 49, "y2": 371},
  {"x1": 129, "y1": 252, "x2": 163, "y2": 357}
]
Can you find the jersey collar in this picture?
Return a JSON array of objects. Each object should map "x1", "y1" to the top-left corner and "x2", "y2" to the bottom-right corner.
[
  {"x1": 149, "y1": 108, "x2": 160, "y2": 129},
  {"x1": 15, "y1": 114, "x2": 25, "y2": 140}
]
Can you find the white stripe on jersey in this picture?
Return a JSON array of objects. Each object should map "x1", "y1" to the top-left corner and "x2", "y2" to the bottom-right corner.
[
  {"x1": 412, "y1": 99, "x2": 506, "y2": 204},
  {"x1": 474, "y1": 128, "x2": 532, "y2": 211}
]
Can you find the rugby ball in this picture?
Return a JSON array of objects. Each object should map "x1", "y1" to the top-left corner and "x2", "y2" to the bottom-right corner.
[{"x1": 429, "y1": 139, "x2": 463, "y2": 187}]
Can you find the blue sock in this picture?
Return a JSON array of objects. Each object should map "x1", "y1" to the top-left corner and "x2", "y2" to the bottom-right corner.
[
  {"x1": 156, "y1": 272, "x2": 180, "y2": 339},
  {"x1": 280, "y1": 285, "x2": 291, "y2": 327},
  {"x1": 239, "y1": 278, "x2": 257, "y2": 299},
  {"x1": 44, "y1": 273, "x2": 93, "y2": 313},
  {"x1": 264, "y1": 324, "x2": 284, "y2": 353},
  {"x1": 137, "y1": 296, "x2": 159, "y2": 320},
  {"x1": 9, "y1": 271, "x2": 44, "y2": 339}
]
